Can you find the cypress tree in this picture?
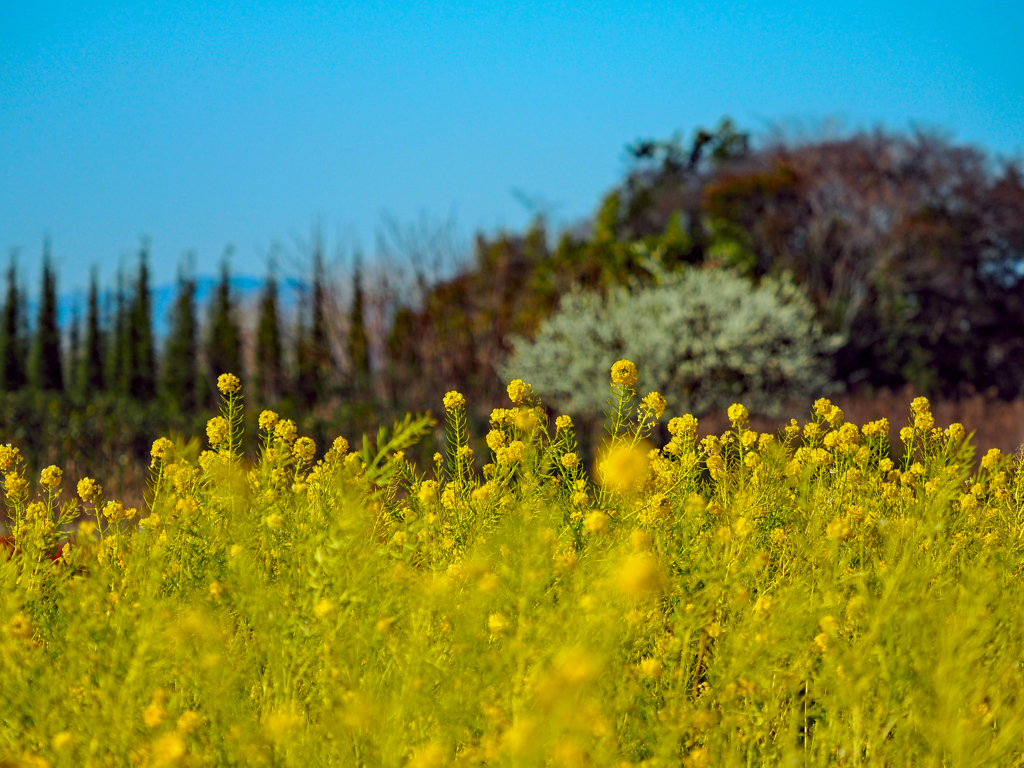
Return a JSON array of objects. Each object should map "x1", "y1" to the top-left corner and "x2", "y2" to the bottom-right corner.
[
  {"x1": 206, "y1": 256, "x2": 242, "y2": 388},
  {"x1": 296, "y1": 235, "x2": 332, "y2": 406},
  {"x1": 0, "y1": 255, "x2": 27, "y2": 392},
  {"x1": 254, "y1": 262, "x2": 284, "y2": 402},
  {"x1": 107, "y1": 268, "x2": 128, "y2": 395},
  {"x1": 32, "y1": 241, "x2": 63, "y2": 392},
  {"x1": 67, "y1": 308, "x2": 81, "y2": 397},
  {"x1": 162, "y1": 261, "x2": 199, "y2": 411},
  {"x1": 81, "y1": 268, "x2": 105, "y2": 395},
  {"x1": 309, "y1": 237, "x2": 332, "y2": 400},
  {"x1": 347, "y1": 253, "x2": 370, "y2": 394},
  {"x1": 126, "y1": 244, "x2": 156, "y2": 400}
]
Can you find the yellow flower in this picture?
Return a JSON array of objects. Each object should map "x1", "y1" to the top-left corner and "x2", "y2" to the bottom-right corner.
[
  {"x1": 862, "y1": 418, "x2": 889, "y2": 438},
  {"x1": 727, "y1": 403, "x2": 749, "y2": 426},
  {"x1": 486, "y1": 429, "x2": 507, "y2": 452},
  {"x1": 914, "y1": 411, "x2": 934, "y2": 431},
  {"x1": 668, "y1": 414, "x2": 698, "y2": 438},
  {"x1": 206, "y1": 416, "x2": 229, "y2": 447},
  {"x1": 314, "y1": 598, "x2": 336, "y2": 618},
  {"x1": 443, "y1": 391, "x2": 465, "y2": 411},
  {"x1": 151, "y1": 437, "x2": 175, "y2": 464},
  {"x1": 217, "y1": 372, "x2": 241, "y2": 395},
  {"x1": 293, "y1": 437, "x2": 316, "y2": 463},
  {"x1": 615, "y1": 553, "x2": 665, "y2": 599},
  {"x1": 0, "y1": 444, "x2": 22, "y2": 472},
  {"x1": 981, "y1": 448, "x2": 1002, "y2": 471},
  {"x1": 258, "y1": 410, "x2": 279, "y2": 431},
  {"x1": 899, "y1": 426, "x2": 914, "y2": 444},
  {"x1": 910, "y1": 396, "x2": 931, "y2": 416},
  {"x1": 640, "y1": 658, "x2": 663, "y2": 678},
  {"x1": 151, "y1": 733, "x2": 186, "y2": 766},
  {"x1": 274, "y1": 419, "x2": 297, "y2": 444},
  {"x1": 265, "y1": 513, "x2": 283, "y2": 529},
  {"x1": 514, "y1": 408, "x2": 539, "y2": 433},
  {"x1": 555, "y1": 415, "x2": 573, "y2": 431},
  {"x1": 610, "y1": 359, "x2": 638, "y2": 387},
  {"x1": 502, "y1": 441, "x2": 526, "y2": 464},
  {"x1": 209, "y1": 582, "x2": 223, "y2": 600},
  {"x1": 143, "y1": 689, "x2": 167, "y2": 729},
  {"x1": 332, "y1": 436, "x2": 349, "y2": 455},
  {"x1": 561, "y1": 452, "x2": 579, "y2": 469},
  {"x1": 102, "y1": 500, "x2": 135, "y2": 523},
  {"x1": 487, "y1": 613, "x2": 510, "y2": 635},
  {"x1": 39, "y1": 464, "x2": 62, "y2": 489},
  {"x1": 176, "y1": 711, "x2": 203, "y2": 734},
  {"x1": 506, "y1": 379, "x2": 529, "y2": 404},
  {"x1": 598, "y1": 444, "x2": 649, "y2": 493},
  {"x1": 812, "y1": 398, "x2": 833, "y2": 418},
  {"x1": 641, "y1": 392, "x2": 667, "y2": 419},
  {"x1": 946, "y1": 423, "x2": 965, "y2": 444},
  {"x1": 417, "y1": 480, "x2": 439, "y2": 505},
  {"x1": 585, "y1": 512, "x2": 606, "y2": 536},
  {"x1": 4, "y1": 472, "x2": 29, "y2": 500}
]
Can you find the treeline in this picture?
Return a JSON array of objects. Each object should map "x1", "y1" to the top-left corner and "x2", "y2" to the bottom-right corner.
[
  {"x1": 0, "y1": 241, "x2": 372, "y2": 413},
  {"x1": 384, "y1": 121, "x2": 1024, "y2": 418},
  {"x1": 3, "y1": 121, "x2": 1024, "y2": 491}
]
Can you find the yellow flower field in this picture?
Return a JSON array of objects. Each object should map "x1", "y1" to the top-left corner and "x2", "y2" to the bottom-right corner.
[{"x1": 2, "y1": 364, "x2": 1024, "y2": 767}]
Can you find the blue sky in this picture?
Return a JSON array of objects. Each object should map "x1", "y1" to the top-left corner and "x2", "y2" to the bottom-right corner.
[{"x1": 2, "y1": 0, "x2": 1022, "y2": 293}]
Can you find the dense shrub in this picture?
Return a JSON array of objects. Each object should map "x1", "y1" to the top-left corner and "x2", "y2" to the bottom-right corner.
[{"x1": 502, "y1": 267, "x2": 840, "y2": 419}]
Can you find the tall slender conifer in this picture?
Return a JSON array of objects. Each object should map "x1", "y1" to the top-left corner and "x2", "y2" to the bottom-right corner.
[
  {"x1": 163, "y1": 259, "x2": 200, "y2": 411},
  {"x1": 32, "y1": 241, "x2": 63, "y2": 392},
  {"x1": 0, "y1": 255, "x2": 27, "y2": 392}
]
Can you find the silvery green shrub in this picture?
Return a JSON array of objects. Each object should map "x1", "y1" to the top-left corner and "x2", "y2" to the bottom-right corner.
[{"x1": 501, "y1": 268, "x2": 841, "y2": 418}]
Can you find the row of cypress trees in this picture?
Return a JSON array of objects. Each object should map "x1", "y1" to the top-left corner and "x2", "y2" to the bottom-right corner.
[{"x1": 0, "y1": 239, "x2": 368, "y2": 411}]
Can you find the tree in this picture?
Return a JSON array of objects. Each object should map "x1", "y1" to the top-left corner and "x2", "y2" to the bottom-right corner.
[
  {"x1": 347, "y1": 253, "x2": 370, "y2": 394},
  {"x1": 32, "y1": 241, "x2": 63, "y2": 392},
  {"x1": 254, "y1": 261, "x2": 284, "y2": 403},
  {"x1": 125, "y1": 244, "x2": 157, "y2": 400},
  {"x1": 81, "y1": 268, "x2": 105, "y2": 395},
  {"x1": 296, "y1": 231, "x2": 332, "y2": 406},
  {"x1": 162, "y1": 259, "x2": 200, "y2": 411},
  {"x1": 106, "y1": 268, "x2": 128, "y2": 395},
  {"x1": 67, "y1": 308, "x2": 81, "y2": 398},
  {"x1": 206, "y1": 256, "x2": 242, "y2": 390},
  {"x1": 0, "y1": 255, "x2": 27, "y2": 392}
]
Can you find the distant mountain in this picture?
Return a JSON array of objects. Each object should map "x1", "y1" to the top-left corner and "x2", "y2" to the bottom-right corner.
[{"x1": 48, "y1": 275, "x2": 307, "y2": 339}]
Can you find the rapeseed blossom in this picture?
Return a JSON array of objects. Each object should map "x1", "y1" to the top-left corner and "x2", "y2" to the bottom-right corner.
[
  {"x1": 259, "y1": 410, "x2": 279, "y2": 431},
  {"x1": 39, "y1": 465, "x2": 62, "y2": 489},
  {"x1": 217, "y1": 372, "x2": 241, "y2": 395},
  {"x1": 610, "y1": 359, "x2": 638, "y2": 387},
  {"x1": 293, "y1": 437, "x2": 316, "y2": 464},
  {"x1": 443, "y1": 391, "x2": 465, "y2": 411},
  {"x1": 206, "y1": 416, "x2": 229, "y2": 447}
]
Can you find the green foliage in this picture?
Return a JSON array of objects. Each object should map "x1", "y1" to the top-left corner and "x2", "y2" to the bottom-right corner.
[
  {"x1": 126, "y1": 245, "x2": 157, "y2": 401},
  {"x1": 503, "y1": 267, "x2": 840, "y2": 420},
  {"x1": 80, "y1": 270, "x2": 105, "y2": 395},
  {"x1": 162, "y1": 265, "x2": 200, "y2": 412},
  {"x1": 0, "y1": 257, "x2": 28, "y2": 392},
  {"x1": 31, "y1": 244, "x2": 63, "y2": 392},
  {"x1": 348, "y1": 255, "x2": 370, "y2": 395},
  {"x1": 297, "y1": 241, "x2": 333, "y2": 407},
  {"x1": 254, "y1": 266, "x2": 284, "y2": 403},
  {"x1": 2, "y1": 370, "x2": 1024, "y2": 765},
  {"x1": 205, "y1": 259, "x2": 242, "y2": 400},
  {"x1": 106, "y1": 269, "x2": 128, "y2": 395}
]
